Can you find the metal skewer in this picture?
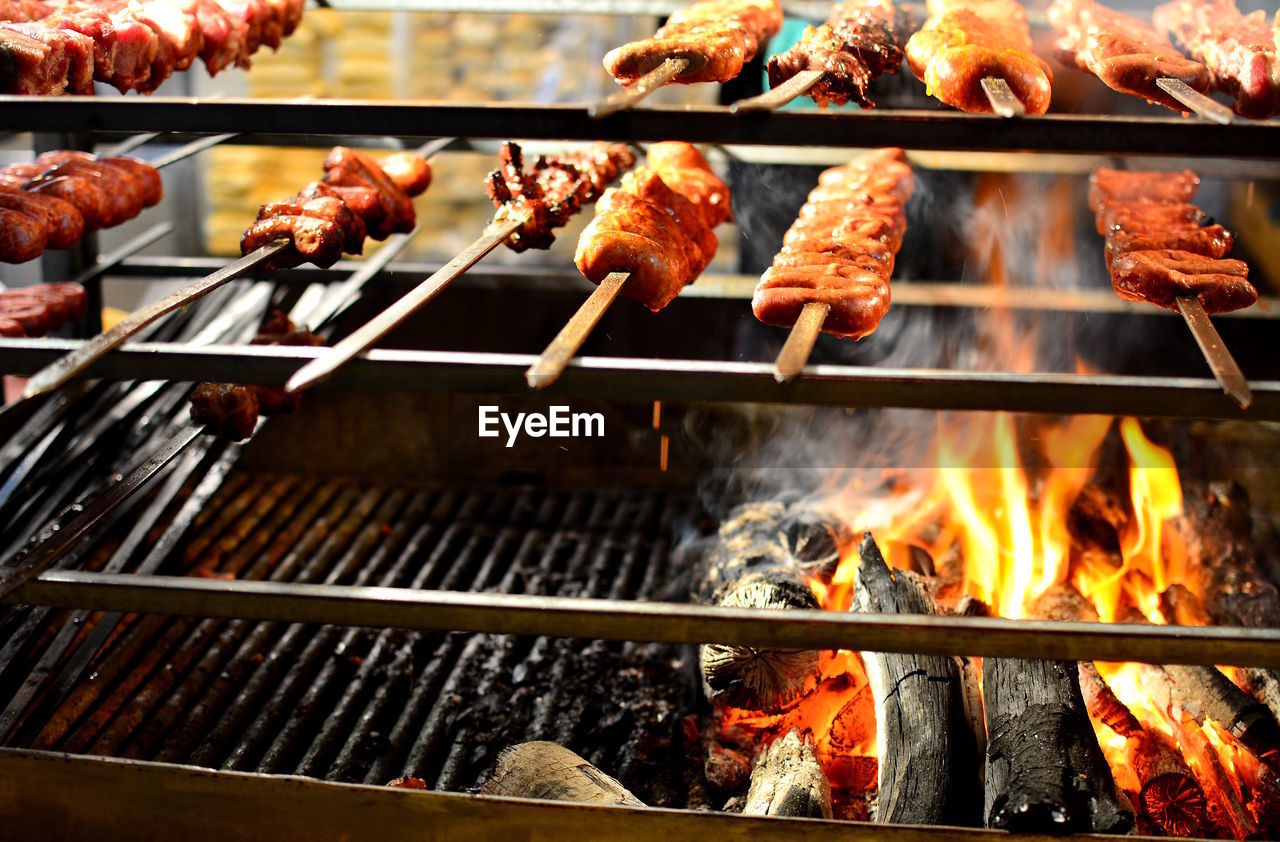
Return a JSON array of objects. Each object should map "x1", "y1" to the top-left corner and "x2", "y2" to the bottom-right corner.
[
  {"x1": 0, "y1": 421, "x2": 202, "y2": 602},
  {"x1": 102, "y1": 131, "x2": 163, "y2": 157},
  {"x1": 1156, "y1": 78, "x2": 1233, "y2": 125},
  {"x1": 981, "y1": 77, "x2": 1025, "y2": 118},
  {"x1": 590, "y1": 57, "x2": 690, "y2": 119},
  {"x1": 731, "y1": 69, "x2": 824, "y2": 113},
  {"x1": 284, "y1": 215, "x2": 524, "y2": 394},
  {"x1": 1174, "y1": 295, "x2": 1251, "y2": 409},
  {"x1": 65, "y1": 222, "x2": 173, "y2": 287},
  {"x1": 23, "y1": 240, "x2": 290, "y2": 398},
  {"x1": 149, "y1": 132, "x2": 239, "y2": 169},
  {"x1": 526, "y1": 270, "x2": 629, "y2": 390},
  {"x1": 772, "y1": 301, "x2": 829, "y2": 383}
]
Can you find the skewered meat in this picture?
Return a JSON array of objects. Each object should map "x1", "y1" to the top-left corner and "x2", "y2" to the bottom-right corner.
[
  {"x1": 1154, "y1": 0, "x2": 1280, "y2": 119},
  {"x1": 767, "y1": 0, "x2": 913, "y2": 108},
  {"x1": 240, "y1": 215, "x2": 344, "y2": 269},
  {"x1": 1111, "y1": 250, "x2": 1254, "y2": 312},
  {"x1": 190, "y1": 311, "x2": 321, "y2": 439},
  {"x1": 1087, "y1": 168, "x2": 1198, "y2": 213},
  {"x1": 1049, "y1": 0, "x2": 1211, "y2": 112},
  {"x1": 380, "y1": 151, "x2": 432, "y2": 197},
  {"x1": 0, "y1": 187, "x2": 83, "y2": 249},
  {"x1": 604, "y1": 0, "x2": 783, "y2": 85},
  {"x1": 323, "y1": 146, "x2": 415, "y2": 238},
  {"x1": 905, "y1": 0, "x2": 1052, "y2": 114},
  {"x1": 575, "y1": 142, "x2": 728, "y2": 311},
  {"x1": 485, "y1": 141, "x2": 634, "y2": 252},
  {"x1": 0, "y1": 207, "x2": 47, "y2": 263},
  {"x1": 189, "y1": 383, "x2": 258, "y2": 440},
  {"x1": 0, "y1": 0, "x2": 305, "y2": 94},
  {"x1": 0, "y1": 282, "x2": 86, "y2": 333},
  {"x1": 242, "y1": 147, "x2": 431, "y2": 268},
  {"x1": 256, "y1": 192, "x2": 367, "y2": 255},
  {"x1": 1088, "y1": 167, "x2": 1255, "y2": 314},
  {"x1": 753, "y1": 147, "x2": 913, "y2": 339}
]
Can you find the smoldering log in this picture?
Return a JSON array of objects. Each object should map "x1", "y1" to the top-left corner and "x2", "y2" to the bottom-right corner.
[
  {"x1": 1143, "y1": 662, "x2": 1280, "y2": 765},
  {"x1": 743, "y1": 729, "x2": 833, "y2": 819},
  {"x1": 480, "y1": 742, "x2": 645, "y2": 806},
  {"x1": 1166, "y1": 482, "x2": 1280, "y2": 629},
  {"x1": 853, "y1": 533, "x2": 982, "y2": 826},
  {"x1": 983, "y1": 655, "x2": 1133, "y2": 834},
  {"x1": 694, "y1": 502, "x2": 852, "y2": 713},
  {"x1": 1031, "y1": 583, "x2": 1206, "y2": 835},
  {"x1": 1168, "y1": 715, "x2": 1262, "y2": 839},
  {"x1": 1239, "y1": 668, "x2": 1280, "y2": 724}
]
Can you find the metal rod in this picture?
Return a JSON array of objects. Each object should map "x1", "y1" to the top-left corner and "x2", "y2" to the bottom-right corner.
[
  {"x1": 66, "y1": 222, "x2": 173, "y2": 287},
  {"x1": 6, "y1": 97, "x2": 1280, "y2": 157},
  {"x1": 526, "y1": 270, "x2": 628, "y2": 390},
  {"x1": 101, "y1": 131, "x2": 162, "y2": 157},
  {"x1": 23, "y1": 240, "x2": 289, "y2": 398},
  {"x1": 589, "y1": 58, "x2": 689, "y2": 119},
  {"x1": 1174, "y1": 295, "x2": 1252, "y2": 410},
  {"x1": 12, "y1": 571, "x2": 1280, "y2": 669},
  {"x1": 302, "y1": 224, "x2": 424, "y2": 330},
  {"x1": 772, "y1": 301, "x2": 829, "y2": 383},
  {"x1": 0, "y1": 423, "x2": 202, "y2": 602},
  {"x1": 730, "y1": 68, "x2": 824, "y2": 113},
  {"x1": 149, "y1": 132, "x2": 238, "y2": 169},
  {"x1": 284, "y1": 216, "x2": 521, "y2": 394},
  {"x1": 1156, "y1": 77, "x2": 1234, "y2": 125},
  {"x1": 981, "y1": 77, "x2": 1025, "y2": 118},
  {"x1": 3, "y1": 339, "x2": 1278, "y2": 420}
]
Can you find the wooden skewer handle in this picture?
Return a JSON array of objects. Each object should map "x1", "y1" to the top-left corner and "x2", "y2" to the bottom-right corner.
[{"x1": 773, "y1": 301, "x2": 830, "y2": 384}]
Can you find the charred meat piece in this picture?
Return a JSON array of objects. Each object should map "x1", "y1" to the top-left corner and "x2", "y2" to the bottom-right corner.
[
  {"x1": 0, "y1": 207, "x2": 47, "y2": 263},
  {"x1": 1111, "y1": 249, "x2": 1254, "y2": 313},
  {"x1": 768, "y1": 0, "x2": 913, "y2": 108},
  {"x1": 0, "y1": 186, "x2": 83, "y2": 250},
  {"x1": 240, "y1": 214, "x2": 345, "y2": 269},
  {"x1": 323, "y1": 146, "x2": 416, "y2": 238},
  {"x1": 1154, "y1": 0, "x2": 1280, "y2": 119},
  {"x1": 190, "y1": 383, "x2": 259, "y2": 440},
  {"x1": 256, "y1": 192, "x2": 367, "y2": 255},
  {"x1": 1049, "y1": 0, "x2": 1210, "y2": 112},
  {"x1": 753, "y1": 147, "x2": 912, "y2": 340},
  {"x1": 190, "y1": 312, "x2": 321, "y2": 439},
  {"x1": 604, "y1": 0, "x2": 783, "y2": 85},
  {"x1": 380, "y1": 151, "x2": 432, "y2": 197},
  {"x1": 1088, "y1": 167, "x2": 1256, "y2": 314},
  {"x1": 905, "y1": 0, "x2": 1053, "y2": 114},
  {"x1": 486, "y1": 141, "x2": 633, "y2": 252},
  {"x1": 574, "y1": 142, "x2": 727, "y2": 311}
]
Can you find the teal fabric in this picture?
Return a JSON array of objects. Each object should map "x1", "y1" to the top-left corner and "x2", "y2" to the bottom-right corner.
[{"x1": 762, "y1": 17, "x2": 865, "y2": 112}]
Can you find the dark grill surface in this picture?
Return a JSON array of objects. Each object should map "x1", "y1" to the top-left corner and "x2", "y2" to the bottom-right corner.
[{"x1": 0, "y1": 471, "x2": 698, "y2": 805}]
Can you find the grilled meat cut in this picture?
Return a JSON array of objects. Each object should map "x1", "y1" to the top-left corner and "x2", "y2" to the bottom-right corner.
[
  {"x1": 1088, "y1": 167, "x2": 1255, "y2": 313},
  {"x1": 604, "y1": 0, "x2": 783, "y2": 85},
  {"x1": 905, "y1": 0, "x2": 1052, "y2": 114},
  {"x1": 486, "y1": 141, "x2": 635, "y2": 252},
  {"x1": 753, "y1": 147, "x2": 913, "y2": 339},
  {"x1": 242, "y1": 147, "x2": 431, "y2": 268},
  {"x1": 767, "y1": 0, "x2": 912, "y2": 108},
  {"x1": 1154, "y1": 0, "x2": 1280, "y2": 119},
  {"x1": 0, "y1": 151, "x2": 159, "y2": 262},
  {"x1": 575, "y1": 141, "x2": 729, "y2": 311},
  {"x1": 190, "y1": 311, "x2": 321, "y2": 439},
  {"x1": 0, "y1": 0, "x2": 306, "y2": 94},
  {"x1": 0, "y1": 282, "x2": 86, "y2": 334},
  {"x1": 1049, "y1": 0, "x2": 1211, "y2": 112}
]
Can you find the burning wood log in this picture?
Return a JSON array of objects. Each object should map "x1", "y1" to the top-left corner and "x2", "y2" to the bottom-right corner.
[
  {"x1": 1143, "y1": 661, "x2": 1280, "y2": 766},
  {"x1": 983, "y1": 655, "x2": 1134, "y2": 833},
  {"x1": 853, "y1": 532, "x2": 982, "y2": 826},
  {"x1": 694, "y1": 501, "x2": 851, "y2": 713},
  {"x1": 742, "y1": 729, "x2": 833, "y2": 819},
  {"x1": 1165, "y1": 481, "x2": 1280, "y2": 629},
  {"x1": 1167, "y1": 715, "x2": 1262, "y2": 839},
  {"x1": 1030, "y1": 583, "x2": 1202, "y2": 834},
  {"x1": 480, "y1": 742, "x2": 645, "y2": 806}
]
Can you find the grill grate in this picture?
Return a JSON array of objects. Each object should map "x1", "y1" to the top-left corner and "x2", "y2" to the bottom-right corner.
[{"x1": 0, "y1": 471, "x2": 698, "y2": 805}]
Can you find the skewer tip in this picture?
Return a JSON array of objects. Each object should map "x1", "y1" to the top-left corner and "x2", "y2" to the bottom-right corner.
[
  {"x1": 980, "y1": 77, "x2": 1026, "y2": 118},
  {"x1": 1155, "y1": 77, "x2": 1233, "y2": 125}
]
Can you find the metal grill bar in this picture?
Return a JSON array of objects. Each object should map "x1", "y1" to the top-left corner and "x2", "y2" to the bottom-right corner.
[
  {"x1": 0, "y1": 341, "x2": 1273, "y2": 421},
  {"x1": 4, "y1": 98, "x2": 1278, "y2": 158},
  {"x1": 11, "y1": 570, "x2": 1280, "y2": 669}
]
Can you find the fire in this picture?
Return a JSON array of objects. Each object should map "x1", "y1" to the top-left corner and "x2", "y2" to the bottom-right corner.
[{"x1": 710, "y1": 412, "x2": 1274, "y2": 835}]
